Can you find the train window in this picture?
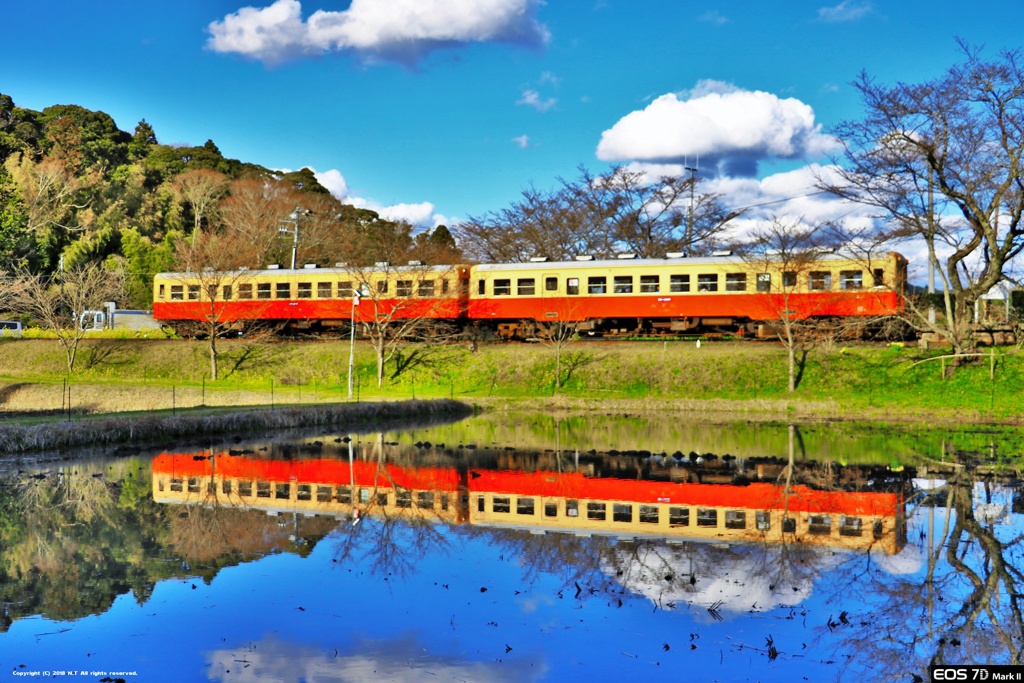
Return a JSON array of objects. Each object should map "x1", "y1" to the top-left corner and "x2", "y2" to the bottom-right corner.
[
  {"x1": 670, "y1": 274, "x2": 690, "y2": 293},
  {"x1": 725, "y1": 510, "x2": 747, "y2": 529},
  {"x1": 612, "y1": 503, "x2": 633, "y2": 523},
  {"x1": 460, "y1": 278, "x2": 470, "y2": 294},
  {"x1": 587, "y1": 276, "x2": 607, "y2": 294},
  {"x1": 257, "y1": 283, "x2": 272, "y2": 299},
  {"x1": 696, "y1": 508, "x2": 718, "y2": 527},
  {"x1": 418, "y1": 280, "x2": 434, "y2": 297},
  {"x1": 359, "y1": 488, "x2": 371, "y2": 504},
  {"x1": 170, "y1": 285, "x2": 183, "y2": 301},
  {"x1": 319, "y1": 282, "x2": 333, "y2": 298},
  {"x1": 375, "y1": 492, "x2": 388, "y2": 506},
  {"x1": 276, "y1": 282, "x2": 291, "y2": 299},
  {"x1": 187, "y1": 285, "x2": 200, "y2": 301},
  {"x1": 441, "y1": 279, "x2": 449, "y2": 294},
  {"x1": 809, "y1": 271, "x2": 832, "y2": 291},
  {"x1": 840, "y1": 517, "x2": 863, "y2": 536},
  {"x1": 275, "y1": 483, "x2": 289, "y2": 500},
  {"x1": 477, "y1": 496, "x2": 485, "y2": 513},
  {"x1": 377, "y1": 280, "x2": 389, "y2": 294},
  {"x1": 640, "y1": 275, "x2": 659, "y2": 293},
  {"x1": 545, "y1": 277, "x2": 558, "y2": 292},
  {"x1": 782, "y1": 271, "x2": 797, "y2": 288},
  {"x1": 297, "y1": 282, "x2": 312, "y2": 298},
  {"x1": 417, "y1": 491, "x2": 435, "y2": 509},
  {"x1": 440, "y1": 493, "x2": 449, "y2": 511},
  {"x1": 493, "y1": 496, "x2": 511, "y2": 513},
  {"x1": 221, "y1": 480, "x2": 232, "y2": 495},
  {"x1": 335, "y1": 486, "x2": 351, "y2": 503},
  {"x1": 169, "y1": 477, "x2": 183, "y2": 492},
  {"x1": 669, "y1": 507, "x2": 689, "y2": 526},
  {"x1": 237, "y1": 284, "x2": 252, "y2": 300},
  {"x1": 188, "y1": 477, "x2": 200, "y2": 493},
  {"x1": 494, "y1": 279, "x2": 512, "y2": 296},
  {"x1": 613, "y1": 276, "x2": 633, "y2": 293},
  {"x1": 396, "y1": 490, "x2": 412, "y2": 508},
  {"x1": 840, "y1": 271, "x2": 863, "y2": 289},
  {"x1": 567, "y1": 278, "x2": 579, "y2": 295},
  {"x1": 397, "y1": 280, "x2": 413, "y2": 297},
  {"x1": 566, "y1": 499, "x2": 579, "y2": 517},
  {"x1": 517, "y1": 278, "x2": 536, "y2": 296},
  {"x1": 517, "y1": 497, "x2": 536, "y2": 515},
  {"x1": 782, "y1": 517, "x2": 796, "y2": 533},
  {"x1": 256, "y1": 482, "x2": 271, "y2": 498},
  {"x1": 756, "y1": 511, "x2": 770, "y2": 531},
  {"x1": 222, "y1": 285, "x2": 232, "y2": 300},
  {"x1": 872, "y1": 268, "x2": 885, "y2": 287},
  {"x1": 873, "y1": 520, "x2": 884, "y2": 539},
  {"x1": 697, "y1": 274, "x2": 718, "y2": 292},
  {"x1": 238, "y1": 481, "x2": 252, "y2": 497},
  {"x1": 639, "y1": 505, "x2": 659, "y2": 523},
  {"x1": 587, "y1": 502, "x2": 607, "y2": 521},
  {"x1": 208, "y1": 481, "x2": 217, "y2": 495},
  {"x1": 808, "y1": 514, "x2": 832, "y2": 535},
  {"x1": 158, "y1": 284, "x2": 166, "y2": 300},
  {"x1": 297, "y1": 484, "x2": 311, "y2": 501},
  {"x1": 544, "y1": 502, "x2": 558, "y2": 517},
  {"x1": 477, "y1": 280, "x2": 485, "y2": 295},
  {"x1": 756, "y1": 273, "x2": 771, "y2": 292},
  {"x1": 725, "y1": 273, "x2": 747, "y2": 292}
]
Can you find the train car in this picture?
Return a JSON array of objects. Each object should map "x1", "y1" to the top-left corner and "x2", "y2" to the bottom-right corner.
[
  {"x1": 152, "y1": 263, "x2": 471, "y2": 334},
  {"x1": 467, "y1": 251, "x2": 907, "y2": 338}
]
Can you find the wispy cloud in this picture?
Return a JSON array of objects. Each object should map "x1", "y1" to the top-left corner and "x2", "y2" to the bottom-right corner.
[
  {"x1": 698, "y1": 10, "x2": 728, "y2": 26},
  {"x1": 817, "y1": 1, "x2": 872, "y2": 22},
  {"x1": 207, "y1": 0, "x2": 550, "y2": 66},
  {"x1": 517, "y1": 89, "x2": 557, "y2": 112},
  {"x1": 512, "y1": 134, "x2": 530, "y2": 148}
]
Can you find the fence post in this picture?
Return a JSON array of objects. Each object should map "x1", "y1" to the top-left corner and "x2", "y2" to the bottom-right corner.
[
  {"x1": 990, "y1": 348, "x2": 996, "y2": 381},
  {"x1": 172, "y1": 385, "x2": 176, "y2": 416},
  {"x1": 271, "y1": 379, "x2": 274, "y2": 409},
  {"x1": 202, "y1": 377, "x2": 206, "y2": 406}
]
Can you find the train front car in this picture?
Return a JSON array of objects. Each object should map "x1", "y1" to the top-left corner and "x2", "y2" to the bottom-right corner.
[
  {"x1": 466, "y1": 252, "x2": 906, "y2": 339},
  {"x1": 153, "y1": 263, "x2": 472, "y2": 336}
]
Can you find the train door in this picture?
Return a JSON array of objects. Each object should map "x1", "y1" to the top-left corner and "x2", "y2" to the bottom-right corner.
[{"x1": 541, "y1": 274, "x2": 560, "y2": 298}]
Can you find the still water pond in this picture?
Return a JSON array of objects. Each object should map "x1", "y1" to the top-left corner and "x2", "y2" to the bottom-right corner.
[{"x1": 1, "y1": 413, "x2": 1022, "y2": 682}]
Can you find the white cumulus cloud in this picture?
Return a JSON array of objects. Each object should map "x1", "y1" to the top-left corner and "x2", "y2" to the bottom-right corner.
[
  {"x1": 596, "y1": 80, "x2": 838, "y2": 177},
  {"x1": 207, "y1": 0, "x2": 550, "y2": 66},
  {"x1": 310, "y1": 168, "x2": 448, "y2": 228}
]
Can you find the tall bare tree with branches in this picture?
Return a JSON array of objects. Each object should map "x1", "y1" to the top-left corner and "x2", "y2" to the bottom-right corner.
[
  {"x1": 824, "y1": 42, "x2": 1024, "y2": 359},
  {"x1": 13, "y1": 263, "x2": 122, "y2": 373}
]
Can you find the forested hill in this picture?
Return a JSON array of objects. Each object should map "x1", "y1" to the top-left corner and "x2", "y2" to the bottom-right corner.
[{"x1": 0, "y1": 94, "x2": 460, "y2": 309}]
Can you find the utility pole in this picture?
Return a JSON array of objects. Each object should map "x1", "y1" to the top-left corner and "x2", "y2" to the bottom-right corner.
[
  {"x1": 348, "y1": 287, "x2": 360, "y2": 399},
  {"x1": 684, "y1": 164, "x2": 698, "y2": 254},
  {"x1": 278, "y1": 207, "x2": 307, "y2": 270}
]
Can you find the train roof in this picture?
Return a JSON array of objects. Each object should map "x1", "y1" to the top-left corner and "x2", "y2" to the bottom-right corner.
[{"x1": 154, "y1": 263, "x2": 467, "y2": 279}]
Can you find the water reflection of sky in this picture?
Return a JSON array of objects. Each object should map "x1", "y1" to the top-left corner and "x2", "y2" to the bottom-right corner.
[{"x1": 2, "y1": 415, "x2": 1023, "y2": 682}]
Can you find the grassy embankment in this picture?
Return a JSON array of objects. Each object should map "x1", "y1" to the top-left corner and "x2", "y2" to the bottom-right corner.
[{"x1": 0, "y1": 337, "x2": 1020, "y2": 424}]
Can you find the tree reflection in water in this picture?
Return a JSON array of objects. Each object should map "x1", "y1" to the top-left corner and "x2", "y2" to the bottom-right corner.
[
  {"x1": 828, "y1": 457, "x2": 1023, "y2": 680},
  {"x1": 331, "y1": 433, "x2": 452, "y2": 581}
]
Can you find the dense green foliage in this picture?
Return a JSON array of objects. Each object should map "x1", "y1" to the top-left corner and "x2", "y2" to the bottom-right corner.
[{"x1": 0, "y1": 93, "x2": 461, "y2": 311}]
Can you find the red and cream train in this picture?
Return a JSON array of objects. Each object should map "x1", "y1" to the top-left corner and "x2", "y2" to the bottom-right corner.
[{"x1": 152, "y1": 252, "x2": 906, "y2": 338}]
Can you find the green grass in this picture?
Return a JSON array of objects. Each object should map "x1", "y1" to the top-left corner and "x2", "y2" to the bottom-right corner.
[{"x1": 0, "y1": 337, "x2": 1021, "y2": 422}]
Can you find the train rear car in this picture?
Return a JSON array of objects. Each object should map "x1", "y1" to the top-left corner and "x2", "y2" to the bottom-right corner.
[{"x1": 467, "y1": 252, "x2": 905, "y2": 338}]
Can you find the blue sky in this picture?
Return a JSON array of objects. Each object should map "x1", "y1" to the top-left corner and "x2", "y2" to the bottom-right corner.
[{"x1": 4, "y1": 0, "x2": 1024, "y2": 236}]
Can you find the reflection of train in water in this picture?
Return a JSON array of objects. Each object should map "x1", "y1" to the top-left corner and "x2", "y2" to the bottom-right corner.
[{"x1": 151, "y1": 452, "x2": 906, "y2": 554}]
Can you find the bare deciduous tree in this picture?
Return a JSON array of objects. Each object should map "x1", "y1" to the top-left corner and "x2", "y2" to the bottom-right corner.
[
  {"x1": 171, "y1": 168, "x2": 228, "y2": 246},
  {"x1": 13, "y1": 263, "x2": 122, "y2": 373},
  {"x1": 825, "y1": 42, "x2": 1024, "y2": 359}
]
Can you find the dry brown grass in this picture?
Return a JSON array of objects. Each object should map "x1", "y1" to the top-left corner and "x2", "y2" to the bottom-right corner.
[{"x1": 0, "y1": 399, "x2": 473, "y2": 456}]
